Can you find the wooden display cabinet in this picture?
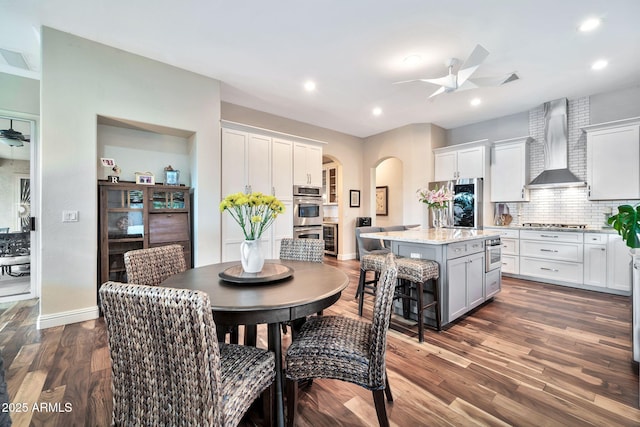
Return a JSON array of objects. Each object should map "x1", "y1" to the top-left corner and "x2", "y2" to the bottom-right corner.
[{"x1": 98, "y1": 181, "x2": 192, "y2": 287}]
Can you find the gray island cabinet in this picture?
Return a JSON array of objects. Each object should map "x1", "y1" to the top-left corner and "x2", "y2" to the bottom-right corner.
[{"x1": 360, "y1": 228, "x2": 502, "y2": 328}]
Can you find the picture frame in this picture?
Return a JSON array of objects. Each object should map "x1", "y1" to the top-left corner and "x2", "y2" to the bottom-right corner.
[
  {"x1": 376, "y1": 186, "x2": 388, "y2": 216},
  {"x1": 135, "y1": 172, "x2": 155, "y2": 185},
  {"x1": 349, "y1": 190, "x2": 360, "y2": 208},
  {"x1": 165, "y1": 169, "x2": 180, "y2": 186}
]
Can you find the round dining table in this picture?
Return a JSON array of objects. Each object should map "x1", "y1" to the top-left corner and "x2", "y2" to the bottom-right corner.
[{"x1": 160, "y1": 259, "x2": 349, "y2": 427}]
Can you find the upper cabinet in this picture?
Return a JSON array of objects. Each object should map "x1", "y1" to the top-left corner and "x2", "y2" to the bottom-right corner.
[
  {"x1": 490, "y1": 136, "x2": 531, "y2": 202},
  {"x1": 434, "y1": 140, "x2": 488, "y2": 181},
  {"x1": 322, "y1": 163, "x2": 338, "y2": 204},
  {"x1": 583, "y1": 118, "x2": 640, "y2": 200},
  {"x1": 294, "y1": 142, "x2": 323, "y2": 187}
]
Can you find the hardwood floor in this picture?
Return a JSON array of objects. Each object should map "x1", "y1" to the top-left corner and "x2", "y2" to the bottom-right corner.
[{"x1": 0, "y1": 257, "x2": 638, "y2": 426}]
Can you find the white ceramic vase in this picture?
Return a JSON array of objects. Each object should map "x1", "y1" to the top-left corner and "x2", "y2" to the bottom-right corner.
[{"x1": 240, "y1": 239, "x2": 264, "y2": 273}]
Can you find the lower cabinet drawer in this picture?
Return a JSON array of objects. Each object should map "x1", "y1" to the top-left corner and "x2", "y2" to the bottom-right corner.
[
  {"x1": 486, "y1": 268, "x2": 501, "y2": 298},
  {"x1": 501, "y1": 255, "x2": 519, "y2": 274},
  {"x1": 520, "y1": 257, "x2": 583, "y2": 283},
  {"x1": 502, "y1": 238, "x2": 519, "y2": 255},
  {"x1": 520, "y1": 240, "x2": 583, "y2": 262}
]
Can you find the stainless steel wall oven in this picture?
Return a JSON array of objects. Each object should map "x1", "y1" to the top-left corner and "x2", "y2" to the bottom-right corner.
[{"x1": 293, "y1": 185, "x2": 322, "y2": 238}]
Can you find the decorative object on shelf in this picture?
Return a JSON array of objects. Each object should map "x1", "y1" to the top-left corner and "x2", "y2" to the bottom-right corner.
[
  {"x1": 608, "y1": 204, "x2": 640, "y2": 249},
  {"x1": 219, "y1": 191, "x2": 286, "y2": 273},
  {"x1": 349, "y1": 189, "x2": 360, "y2": 208},
  {"x1": 135, "y1": 172, "x2": 155, "y2": 185},
  {"x1": 417, "y1": 184, "x2": 453, "y2": 228},
  {"x1": 376, "y1": 186, "x2": 388, "y2": 216},
  {"x1": 101, "y1": 158, "x2": 121, "y2": 183},
  {"x1": 164, "y1": 165, "x2": 180, "y2": 186}
]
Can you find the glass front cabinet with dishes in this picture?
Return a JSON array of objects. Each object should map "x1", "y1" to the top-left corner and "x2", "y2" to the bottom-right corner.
[{"x1": 98, "y1": 181, "x2": 192, "y2": 286}]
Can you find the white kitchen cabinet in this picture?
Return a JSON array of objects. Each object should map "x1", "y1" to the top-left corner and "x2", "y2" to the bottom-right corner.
[
  {"x1": 490, "y1": 137, "x2": 531, "y2": 202},
  {"x1": 519, "y1": 230, "x2": 584, "y2": 284},
  {"x1": 272, "y1": 138, "x2": 293, "y2": 200},
  {"x1": 447, "y1": 251, "x2": 485, "y2": 322},
  {"x1": 607, "y1": 234, "x2": 632, "y2": 292},
  {"x1": 294, "y1": 142, "x2": 322, "y2": 187},
  {"x1": 221, "y1": 127, "x2": 293, "y2": 261},
  {"x1": 583, "y1": 118, "x2": 640, "y2": 200},
  {"x1": 584, "y1": 233, "x2": 607, "y2": 287},
  {"x1": 434, "y1": 140, "x2": 488, "y2": 181}
]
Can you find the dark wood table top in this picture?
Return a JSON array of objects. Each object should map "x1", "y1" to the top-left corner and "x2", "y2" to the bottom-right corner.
[{"x1": 160, "y1": 259, "x2": 350, "y2": 324}]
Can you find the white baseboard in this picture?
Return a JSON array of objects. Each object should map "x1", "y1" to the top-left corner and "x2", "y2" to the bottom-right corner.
[
  {"x1": 37, "y1": 305, "x2": 100, "y2": 330},
  {"x1": 338, "y1": 253, "x2": 356, "y2": 261}
]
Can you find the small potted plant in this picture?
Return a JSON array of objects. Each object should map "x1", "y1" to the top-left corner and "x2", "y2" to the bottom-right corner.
[{"x1": 608, "y1": 204, "x2": 640, "y2": 250}]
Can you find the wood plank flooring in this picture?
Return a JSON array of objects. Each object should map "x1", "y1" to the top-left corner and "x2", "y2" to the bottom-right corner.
[{"x1": 0, "y1": 257, "x2": 638, "y2": 426}]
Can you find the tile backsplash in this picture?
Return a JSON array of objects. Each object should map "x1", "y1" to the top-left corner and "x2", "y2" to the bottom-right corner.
[{"x1": 503, "y1": 96, "x2": 639, "y2": 228}]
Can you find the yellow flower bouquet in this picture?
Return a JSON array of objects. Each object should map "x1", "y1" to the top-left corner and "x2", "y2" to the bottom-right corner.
[{"x1": 219, "y1": 191, "x2": 286, "y2": 240}]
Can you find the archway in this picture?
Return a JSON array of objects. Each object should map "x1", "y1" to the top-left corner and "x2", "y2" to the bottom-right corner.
[
  {"x1": 373, "y1": 156, "x2": 404, "y2": 227},
  {"x1": 322, "y1": 154, "x2": 342, "y2": 257}
]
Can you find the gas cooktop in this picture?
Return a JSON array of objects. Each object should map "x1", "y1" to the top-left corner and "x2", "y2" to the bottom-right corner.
[{"x1": 521, "y1": 222, "x2": 587, "y2": 229}]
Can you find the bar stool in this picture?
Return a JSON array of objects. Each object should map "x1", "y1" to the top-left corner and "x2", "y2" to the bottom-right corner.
[
  {"x1": 355, "y1": 227, "x2": 390, "y2": 315},
  {"x1": 395, "y1": 257, "x2": 441, "y2": 342}
]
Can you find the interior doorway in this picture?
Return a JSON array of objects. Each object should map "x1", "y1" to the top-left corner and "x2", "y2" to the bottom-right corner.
[{"x1": 0, "y1": 113, "x2": 37, "y2": 300}]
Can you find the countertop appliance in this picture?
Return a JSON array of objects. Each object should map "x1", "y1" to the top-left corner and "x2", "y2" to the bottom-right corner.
[
  {"x1": 485, "y1": 237, "x2": 502, "y2": 272},
  {"x1": 429, "y1": 178, "x2": 483, "y2": 229},
  {"x1": 293, "y1": 185, "x2": 322, "y2": 228}
]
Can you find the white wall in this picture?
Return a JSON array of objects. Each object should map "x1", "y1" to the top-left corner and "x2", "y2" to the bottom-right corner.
[
  {"x1": 363, "y1": 124, "x2": 444, "y2": 229},
  {"x1": 97, "y1": 124, "x2": 192, "y2": 185},
  {"x1": 39, "y1": 27, "x2": 221, "y2": 327},
  {"x1": 375, "y1": 158, "x2": 403, "y2": 227}
]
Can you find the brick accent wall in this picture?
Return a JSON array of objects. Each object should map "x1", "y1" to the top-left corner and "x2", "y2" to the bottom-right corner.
[{"x1": 504, "y1": 97, "x2": 639, "y2": 227}]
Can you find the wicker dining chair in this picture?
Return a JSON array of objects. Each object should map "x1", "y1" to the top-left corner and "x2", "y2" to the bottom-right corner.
[
  {"x1": 279, "y1": 238, "x2": 324, "y2": 262},
  {"x1": 285, "y1": 253, "x2": 398, "y2": 427},
  {"x1": 123, "y1": 244, "x2": 187, "y2": 286},
  {"x1": 100, "y1": 281, "x2": 276, "y2": 427}
]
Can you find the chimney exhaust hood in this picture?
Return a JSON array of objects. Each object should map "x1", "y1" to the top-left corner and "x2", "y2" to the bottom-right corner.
[{"x1": 527, "y1": 98, "x2": 586, "y2": 189}]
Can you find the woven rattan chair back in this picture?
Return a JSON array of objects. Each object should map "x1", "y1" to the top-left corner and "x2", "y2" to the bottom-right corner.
[
  {"x1": 100, "y1": 282, "x2": 223, "y2": 426},
  {"x1": 279, "y1": 238, "x2": 324, "y2": 262},
  {"x1": 124, "y1": 244, "x2": 186, "y2": 286},
  {"x1": 367, "y1": 253, "x2": 398, "y2": 386}
]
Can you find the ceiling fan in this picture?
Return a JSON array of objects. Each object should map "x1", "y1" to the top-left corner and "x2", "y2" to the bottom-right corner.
[
  {"x1": 393, "y1": 44, "x2": 519, "y2": 98},
  {"x1": 0, "y1": 120, "x2": 30, "y2": 147}
]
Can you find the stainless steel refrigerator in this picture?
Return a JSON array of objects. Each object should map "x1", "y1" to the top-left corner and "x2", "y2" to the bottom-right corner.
[{"x1": 428, "y1": 178, "x2": 483, "y2": 229}]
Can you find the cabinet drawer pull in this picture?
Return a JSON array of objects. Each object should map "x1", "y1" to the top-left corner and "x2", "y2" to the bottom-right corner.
[
  {"x1": 540, "y1": 267, "x2": 559, "y2": 272},
  {"x1": 540, "y1": 234, "x2": 558, "y2": 238},
  {"x1": 539, "y1": 249, "x2": 558, "y2": 253}
]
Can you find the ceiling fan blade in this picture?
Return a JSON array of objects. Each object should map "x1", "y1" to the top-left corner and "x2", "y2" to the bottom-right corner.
[
  {"x1": 428, "y1": 86, "x2": 447, "y2": 98},
  {"x1": 468, "y1": 72, "x2": 520, "y2": 87},
  {"x1": 457, "y1": 44, "x2": 490, "y2": 86},
  {"x1": 423, "y1": 74, "x2": 457, "y2": 89},
  {"x1": 392, "y1": 78, "x2": 433, "y2": 85},
  {"x1": 0, "y1": 138, "x2": 24, "y2": 147}
]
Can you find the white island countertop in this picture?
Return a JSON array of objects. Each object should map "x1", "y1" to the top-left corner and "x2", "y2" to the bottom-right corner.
[{"x1": 361, "y1": 228, "x2": 501, "y2": 245}]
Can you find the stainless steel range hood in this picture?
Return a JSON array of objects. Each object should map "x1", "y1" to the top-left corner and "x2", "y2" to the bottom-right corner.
[{"x1": 527, "y1": 98, "x2": 586, "y2": 189}]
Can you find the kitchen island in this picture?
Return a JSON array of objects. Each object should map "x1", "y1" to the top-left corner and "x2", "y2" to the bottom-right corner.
[{"x1": 361, "y1": 228, "x2": 501, "y2": 327}]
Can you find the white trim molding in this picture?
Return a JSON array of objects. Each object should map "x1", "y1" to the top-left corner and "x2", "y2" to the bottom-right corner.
[{"x1": 37, "y1": 305, "x2": 100, "y2": 329}]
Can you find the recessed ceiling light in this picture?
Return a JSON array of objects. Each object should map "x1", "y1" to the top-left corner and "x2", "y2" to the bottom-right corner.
[
  {"x1": 403, "y1": 54, "x2": 422, "y2": 65},
  {"x1": 470, "y1": 98, "x2": 481, "y2": 107},
  {"x1": 579, "y1": 17, "x2": 601, "y2": 32},
  {"x1": 304, "y1": 80, "x2": 316, "y2": 91},
  {"x1": 591, "y1": 59, "x2": 608, "y2": 70},
  {"x1": 372, "y1": 107, "x2": 382, "y2": 116}
]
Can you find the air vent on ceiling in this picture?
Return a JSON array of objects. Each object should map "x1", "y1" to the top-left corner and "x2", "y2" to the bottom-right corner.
[{"x1": 0, "y1": 48, "x2": 30, "y2": 70}]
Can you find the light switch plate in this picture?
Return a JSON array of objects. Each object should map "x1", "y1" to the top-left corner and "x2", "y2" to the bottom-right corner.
[{"x1": 62, "y1": 210, "x2": 79, "y2": 222}]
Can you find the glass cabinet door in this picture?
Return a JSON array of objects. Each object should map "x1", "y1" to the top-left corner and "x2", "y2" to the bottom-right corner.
[{"x1": 150, "y1": 190, "x2": 186, "y2": 210}]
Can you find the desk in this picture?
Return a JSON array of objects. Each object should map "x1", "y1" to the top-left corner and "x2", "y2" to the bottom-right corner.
[{"x1": 160, "y1": 259, "x2": 349, "y2": 427}]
